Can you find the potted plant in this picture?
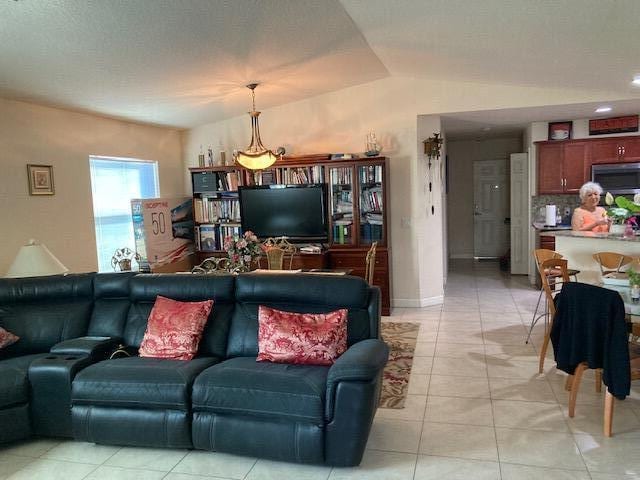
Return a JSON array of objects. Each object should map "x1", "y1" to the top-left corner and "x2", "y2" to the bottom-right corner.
[
  {"x1": 605, "y1": 193, "x2": 640, "y2": 235},
  {"x1": 627, "y1": 268, "x2": 640, "y2": 303}
]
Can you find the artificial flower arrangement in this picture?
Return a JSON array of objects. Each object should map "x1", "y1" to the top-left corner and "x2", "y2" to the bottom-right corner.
[
  {"x1": 604, "y1": 192, "x2": 640, "y2": 225},
  {"x1": 223, "y1": 230, "x2": 262, "y2": 272}
]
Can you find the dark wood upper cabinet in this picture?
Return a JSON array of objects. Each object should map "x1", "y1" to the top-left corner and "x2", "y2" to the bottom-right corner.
[
  {"x1": 537, "y1": 135, "x2": 640, "y2": 194},
  {"x1": 590, "y1": 137, "x2": 640, "y2": 164},
  {"x1": 537, "y1": 143, "x2": 564, "y2": 194},
  {"x1": 618, "y1": 138, "x2": 640, "y2": 161},
  {"x1": 590, "y1": 140, "x2": 619, "y2": 164},
  {"x1": 563, "y1": 142, "x2": 589, "y2": 193}
]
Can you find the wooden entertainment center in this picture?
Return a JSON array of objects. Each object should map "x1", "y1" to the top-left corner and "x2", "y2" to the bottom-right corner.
[{"x1": 189, "y1": 154, "x2": 392, "y2": 315}]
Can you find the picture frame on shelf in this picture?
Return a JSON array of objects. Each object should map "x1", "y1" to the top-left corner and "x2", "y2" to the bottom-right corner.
[
  {"x1": 548, "y1": 121, "x2": 573, "y2": 141},
  {"x1": 27, "y1": 164, "x2": 54, "y2": 195}
]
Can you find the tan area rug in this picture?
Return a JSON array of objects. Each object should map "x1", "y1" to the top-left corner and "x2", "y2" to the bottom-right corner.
[{"x1": 379, "y1": 321, "x2": 420, "y2": 409}]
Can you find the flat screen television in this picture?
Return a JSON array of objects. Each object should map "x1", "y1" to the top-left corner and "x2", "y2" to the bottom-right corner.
[{"x1": 238, "y1": 184, "x2": 328, "y2": 242}]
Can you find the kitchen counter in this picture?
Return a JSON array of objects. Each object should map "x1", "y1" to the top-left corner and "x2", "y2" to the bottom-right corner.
[
  {"x1": 544, "y1": 230, "x2": 640, "y2": 284},
  {"x1": 532, "y1": 222, "x2": 572, "y2": 231},
  {"x1": 541, "y1": 230, "x2": 640, "y2": 243}
]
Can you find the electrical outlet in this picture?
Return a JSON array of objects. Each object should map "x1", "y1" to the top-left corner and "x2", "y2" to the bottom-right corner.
[{"x1": 401, "y1": 217, "x2": 411, "y2": 228}]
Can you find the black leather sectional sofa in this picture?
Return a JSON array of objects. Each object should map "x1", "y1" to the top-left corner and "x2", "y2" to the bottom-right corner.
[{"x1": 0, "y1": 272, "x2": 388, "y2": 466}]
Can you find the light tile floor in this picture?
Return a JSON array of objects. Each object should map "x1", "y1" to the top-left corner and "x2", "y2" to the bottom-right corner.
[{"x1": 2, "y1": 259, "x2": 639, "y2": 479}]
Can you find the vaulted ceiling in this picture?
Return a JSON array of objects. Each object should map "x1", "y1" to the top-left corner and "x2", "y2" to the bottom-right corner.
[{"x1": 2, "y1": 0, "x2": 640, "y2": 130}]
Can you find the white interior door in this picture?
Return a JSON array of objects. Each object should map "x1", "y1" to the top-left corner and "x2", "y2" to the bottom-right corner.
[
  {"x1": 510, "y1": 153, "x2": 529, "y2": 274},
  {"x1": 473, "y1": 160, "x2": 509, "y2": 258}
]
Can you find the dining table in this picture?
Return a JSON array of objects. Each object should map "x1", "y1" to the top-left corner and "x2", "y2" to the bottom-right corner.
[{"x1": 598, "y1": 281, "x2": 640, "y2": 336}]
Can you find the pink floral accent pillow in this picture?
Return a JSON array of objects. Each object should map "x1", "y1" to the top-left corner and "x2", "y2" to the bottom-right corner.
[
  {"x1": 257, "y1": 305, "x2": 348, "y2": 366},
  {"x1": 139, "y1": 296, "x2": 213, "y2": 361},
  {"x1": 0, "y1": 327, "x2": 19, "y2": 349}
]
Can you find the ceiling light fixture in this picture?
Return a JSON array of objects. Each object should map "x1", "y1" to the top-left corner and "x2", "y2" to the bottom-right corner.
[
  {"x1": 595, "y1": 106, "x2": 612, "y2": 113},
  {"x1": 632, "y1": 76, "x2": 640, "y2": 86},
  {"x1": 236, "y1": 83, "x2": 278, "y2": 170}
]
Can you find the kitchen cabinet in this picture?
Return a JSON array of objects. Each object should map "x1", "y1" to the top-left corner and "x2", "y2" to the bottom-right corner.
[
  {"x1": 537, "y1": 144, "x2": 563, "y2": 194},
  {"x1": 591, "y1": 137, "x2": 640, "y2": 164},
  {"x1": 539, "y1": 233, "x2": 555, "y2": 251},
  {"x1": 563, "y1": 142, "x2": 588, "y2": 192},
  {"x1": 537, "y1": 135, "x2": 640, "y2": 195},
  {"x1": 537, "y1": 141, "x2": 588, "y2": 194}
]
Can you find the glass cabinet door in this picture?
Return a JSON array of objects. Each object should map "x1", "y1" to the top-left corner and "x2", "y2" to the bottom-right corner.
[
  {"x1": 328, "y1": 166, "x2": 354, "y2": 245},
  {"x1": 358, "y1": 164, "x2": 384, "y2": 245}
]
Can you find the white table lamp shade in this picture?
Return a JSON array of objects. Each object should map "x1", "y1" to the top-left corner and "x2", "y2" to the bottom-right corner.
[{"x1": 5, "y1": 239, "x2": 68, "y2": 278}]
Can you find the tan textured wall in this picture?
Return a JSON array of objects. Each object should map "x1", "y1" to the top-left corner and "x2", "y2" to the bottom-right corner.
[
  {"x1": 183, "y1": 75, "x2": 639, "y2": 307},
  {"x1": 0, "y1": 98, "x2": 184, "y2": 274}
]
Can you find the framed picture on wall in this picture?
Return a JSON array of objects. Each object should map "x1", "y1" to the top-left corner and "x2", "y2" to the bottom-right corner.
[
  {"x1": 27, "y1": 164, "x2": 55, "y2": 195},
  {"x1": 548, "y1": 121, "x2": 573, "y2": 141}
]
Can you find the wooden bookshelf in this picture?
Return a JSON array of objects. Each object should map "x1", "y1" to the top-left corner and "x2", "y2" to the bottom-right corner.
[{"x1": 188, "y1": 155, "x2": 392, "y2": 314}]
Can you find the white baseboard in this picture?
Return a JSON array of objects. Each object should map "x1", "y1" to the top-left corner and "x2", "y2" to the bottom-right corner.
[
  {"x1": 449, "y1": 254, "x2": 474, "y2": 259},
  {"x1": 393, "y1": 295, "x2": 444, "y2": 308}
]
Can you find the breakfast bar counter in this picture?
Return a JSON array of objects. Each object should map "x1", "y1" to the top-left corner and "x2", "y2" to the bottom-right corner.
[{"x1": 541, "y1": 230, "x2": 640, "y2": 283}]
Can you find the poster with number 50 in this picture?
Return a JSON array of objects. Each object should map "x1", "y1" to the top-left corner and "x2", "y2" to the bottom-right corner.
[{"x1": 131, "y1": 197, "x2": 194, "y2": 272}]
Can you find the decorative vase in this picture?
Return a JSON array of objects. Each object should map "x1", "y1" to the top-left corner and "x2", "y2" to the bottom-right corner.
[
  {"x1": 632, "y1": 285, "x2": 640, "y2": 303},
  {"x1": 118, "y1": 259, "x2": 132, "y2": 271},
  {"x1": 610, "y1": 224, "x2": 625, "y2": 235}
]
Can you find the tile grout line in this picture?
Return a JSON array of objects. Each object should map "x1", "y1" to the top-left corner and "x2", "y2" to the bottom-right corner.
[{"x1": 412, "y1": 308, "x2": 439, "y2": 479}]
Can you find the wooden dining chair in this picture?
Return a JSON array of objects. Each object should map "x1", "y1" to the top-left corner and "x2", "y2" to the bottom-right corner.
[
  {"x1": 570, "y1": 349, "x2": 640, "y2": 437},
  {"x1": 537, "y1": 257, "x2": 570, "y2": 374},
  {"x1": 365, "y1": 242, "x2": 378, "y2": 285},
  {"x1": 555, "y1": 282, "x2": 639, "y2": 436},
  {"x1": 592, "y1": 252, "x2": 634, "y2": 275},
  {"x1": 261, "y1": 237, "x2": 297, "y2": 270}
]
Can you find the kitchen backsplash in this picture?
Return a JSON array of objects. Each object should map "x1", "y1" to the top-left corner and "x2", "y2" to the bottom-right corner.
[{"x1": 532, "y1": 194, "x2": 579, "y2": 225}]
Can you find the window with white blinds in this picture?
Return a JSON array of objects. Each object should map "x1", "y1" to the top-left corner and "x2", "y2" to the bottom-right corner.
[{"x1": 89, "y1": 156, "x2": 159, "y2": 272}]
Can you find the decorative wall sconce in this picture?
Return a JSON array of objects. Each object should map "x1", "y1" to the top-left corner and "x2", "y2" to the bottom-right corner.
[
  {"x1": 422, "y1": 133, "x2": 444, "y2": 216},
  {"x1": 423, "y1": 133, "x2": 443, "y2": 160}
]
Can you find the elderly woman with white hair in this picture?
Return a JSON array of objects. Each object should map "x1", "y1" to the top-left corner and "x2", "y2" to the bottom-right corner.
[{"x1": 571, "y1": 181, "x2": 611, "y2": 232}]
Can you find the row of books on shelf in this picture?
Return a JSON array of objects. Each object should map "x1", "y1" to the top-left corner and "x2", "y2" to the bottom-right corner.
[
  {"x1": 193, "y1": 198, "x2": 240, "y2": 223},
  {"x1": 194, "y1": 224, "x2": 241, "y2": 252},
  {"x1": 333, "y1": 187, "x2": 352, "y2": 202},
  {"x1": 253, "y1": 166, "x2": 324, "y2": 185},
  {"x1": 333, "y1": 211, "x2": 353, "y2": 225},
  {"x1": 214, "y1": 171, "x2": 241, "y2": 191},
  {"x1": 333, "y1": 199, "x2": 353, "y2": 215},
  {"x1": 332, "y1": 225, "x2": 352, "y2": 245},
  {"x1": 359, "y1": 165, "x2": 383, "y2": 184},
  {"x1": 363, "y1": 212, "x2": 383, "y2": 225},
  {"x1": 361, "y1": 223, "x2": 383, "y2": 242},
  {"x1": 360, "y1": 186, "x2": 383, "y2": 212},
  {"x1": 330, "y1": 167, "x2": 353, "y2": 185}
]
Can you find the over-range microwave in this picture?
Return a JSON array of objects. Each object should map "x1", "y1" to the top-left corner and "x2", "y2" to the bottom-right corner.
[{"x1": 592, "y1": 162, "x2": 640, "y2": 195}]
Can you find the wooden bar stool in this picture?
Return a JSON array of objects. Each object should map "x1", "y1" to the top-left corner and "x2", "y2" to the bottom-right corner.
[
  {"x1": 593, "y1": 252, "x2": 633, "y2": 276},
  {"x1": 526, "y1": 249, "x2": 579, "y2": 345}
]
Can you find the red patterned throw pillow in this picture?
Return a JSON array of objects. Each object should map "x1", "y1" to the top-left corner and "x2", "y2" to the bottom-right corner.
[
  {"x1": 0, "y1": 327, "x2": 19, "y2": 349},
  {"x1": 139, "y1": 296, "x2": 213, "y2": 361},
  {"x1": 257, "y1": 305, "x2": 348, "y2": 366}
]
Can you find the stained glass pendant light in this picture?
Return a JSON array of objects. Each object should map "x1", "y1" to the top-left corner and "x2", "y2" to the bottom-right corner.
[{"x1": 236, "y1": 83, "x2": 277, "y2": 170}]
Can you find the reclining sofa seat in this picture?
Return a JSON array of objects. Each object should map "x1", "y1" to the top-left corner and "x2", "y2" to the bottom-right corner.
[
  {"x1": 0, "y1": 271, "x2": 387, "y2": 467},
  {"x1": 71, "y1": 273, "x2": 235, "y2": 448},
  {"x1": 191, "y1": 274, "x2": 389, "y2": 466},
  {"x1": 0, "y1": 273, "x2": 96, "y2": 443}
]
